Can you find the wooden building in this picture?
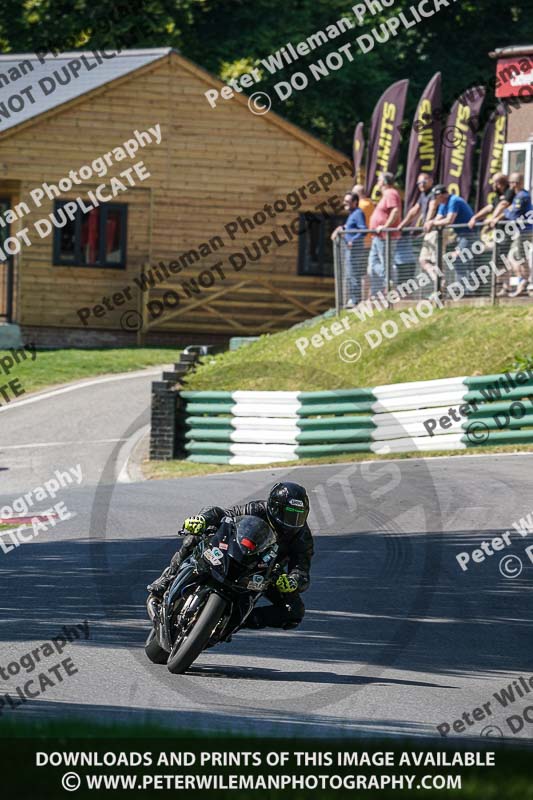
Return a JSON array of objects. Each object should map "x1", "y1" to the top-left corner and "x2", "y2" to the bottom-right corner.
[
  {"x1": 490, "y1": 45, "x2": 533, "y2": 192},
  {"x1": 0, "y1": 48, "x2": 351, "y2": 345}
]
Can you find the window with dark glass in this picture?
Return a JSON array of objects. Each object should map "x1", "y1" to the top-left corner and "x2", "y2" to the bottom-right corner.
[
  {"x1": 53, "y1": 202, "x2": 127, "y2": 268},
  {"x1": 297, "y1": 212, "x2": 343, "y2": 277}
]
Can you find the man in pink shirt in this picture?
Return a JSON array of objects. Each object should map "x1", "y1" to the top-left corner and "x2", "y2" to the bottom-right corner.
[{"x1": 368, "y1": 172, "x2": 402, "y2": 294}]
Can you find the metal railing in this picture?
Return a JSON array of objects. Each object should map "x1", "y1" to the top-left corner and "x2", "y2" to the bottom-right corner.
[{"x1": 332, "y1": 222, "x2": 533, "y2": 313}]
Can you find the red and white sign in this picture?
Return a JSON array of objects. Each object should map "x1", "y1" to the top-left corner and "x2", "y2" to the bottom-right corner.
[{"x1": 495, "y1": 55, "x2": 533, "y2": 98}]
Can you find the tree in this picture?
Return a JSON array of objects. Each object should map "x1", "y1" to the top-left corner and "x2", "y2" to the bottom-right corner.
[{"x1": 1, "y1": 0, "x2": 531, "y2": 154}]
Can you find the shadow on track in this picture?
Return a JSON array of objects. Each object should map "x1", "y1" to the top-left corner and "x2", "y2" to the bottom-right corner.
[
  {"x1": 186, "y1": 664, "x2": 452, "y2": 688},
  {"x1": 0, "y1": 527, "x2": 531, "y2": 682}
]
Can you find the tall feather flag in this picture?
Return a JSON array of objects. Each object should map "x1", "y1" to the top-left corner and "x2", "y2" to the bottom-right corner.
[
  {"x1": 439, "y1": 86, "x2": 486, "y2": 200},
  {"x1": 352, "y1": 122, "x2": 365, "y2": 183},
  {"x1": 404, "y1": 72, "x2": 442, "y2": 213},
  {"x1": 364, "y1": 79, "x2": 409, "y2": 202},
  {"x1": 475, "y1": 107, "x2": 507, "y2": 210}
]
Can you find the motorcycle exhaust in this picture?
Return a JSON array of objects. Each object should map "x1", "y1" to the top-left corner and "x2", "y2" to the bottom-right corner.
[{"x1": 146, "y1": 596, "x2": 162, "y2": 623}]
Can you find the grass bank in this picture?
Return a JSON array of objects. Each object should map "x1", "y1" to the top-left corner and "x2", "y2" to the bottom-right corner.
[
  {"x1": 184, "y1": 306, "x2": 533, "y2": 391},
  {"x1": 0, "y1": 347, "x2": 178, "y2": 394},
  {"x1": 143, "y1": 444, "x2": 533, "y2": 480}
]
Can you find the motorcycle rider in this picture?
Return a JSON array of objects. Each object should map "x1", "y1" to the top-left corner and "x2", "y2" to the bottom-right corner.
[{"x1": 147, "y1": 482, "x2": 313, "y2": 630}]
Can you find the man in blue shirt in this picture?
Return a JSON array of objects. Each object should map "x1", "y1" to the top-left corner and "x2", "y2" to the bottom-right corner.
[
  {"x1": 500, "y1": 173, "x2": 533, "y2": 297},
  {"x1": 424, "y1": 185, "x2": 475, "y2": 293},
  {"x1": 331, "y1": 192, "x2": 367, "y2": 305},
  {"x1": 505, "y1": 173, "x2": 532, "y2": 224},
  {"x1": 425, "y1": 185, "x2": 474, "y2": 228}
]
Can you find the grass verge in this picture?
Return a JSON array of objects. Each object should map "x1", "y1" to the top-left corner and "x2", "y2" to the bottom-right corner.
[
  {"x1": 184, "y1": 306, "x2": 533, "y2": 391},
  {"x1": 0, "y1": 347, "x2": 178, "y2": 394},
  {"x1": 142, "y1": 443, "x2": 533, "y2": 480}
]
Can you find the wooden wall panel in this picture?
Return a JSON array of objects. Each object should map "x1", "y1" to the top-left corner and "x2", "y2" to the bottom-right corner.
[{"x1": 0, "y1": 53, "x2": 350, "y2": 335}]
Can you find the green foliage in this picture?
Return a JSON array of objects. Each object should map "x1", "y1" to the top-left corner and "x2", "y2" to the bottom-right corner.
[
  {"x1": 0, "y1": 0, "x2": 531, "y2": 152},
  {"x1": 0, "y1": 347, "x2": 178, "y2": 393},
  {"x1": 505, "y1": 352, "x2": 533, "y2": 372}
]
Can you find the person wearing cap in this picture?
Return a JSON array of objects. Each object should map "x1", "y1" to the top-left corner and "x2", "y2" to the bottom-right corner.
[{"x1": 424, "y1": 185, "x2": 475, "y2": 291}]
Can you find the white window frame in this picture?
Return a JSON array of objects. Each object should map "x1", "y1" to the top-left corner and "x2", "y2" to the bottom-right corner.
[{"x1": 503, "y1": 142, "x2": 533, "y2": 192}]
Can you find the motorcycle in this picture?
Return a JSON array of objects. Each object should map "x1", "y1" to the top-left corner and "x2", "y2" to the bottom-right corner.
[{"x1": 145, "y1": 515, "x2": 280, "y2": 674}]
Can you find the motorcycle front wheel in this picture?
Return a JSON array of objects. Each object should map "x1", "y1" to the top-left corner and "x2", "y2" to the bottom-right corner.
[
  {"x1": 167, "y1": 592, "x2": 227, "y2": 674},
  {"x1": 145, "y1": 628, "x2": 169, "y2": 664}
]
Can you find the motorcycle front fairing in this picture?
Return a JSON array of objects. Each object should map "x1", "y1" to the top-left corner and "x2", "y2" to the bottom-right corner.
[
  {"x1": 207, "y1": 517, "x2": 277, "y2": 586},
  {"x1": 159, "y1": 516, "x2": 279, "y2": 651},
  {"x1": 201, "y1": 516, "x2": 279, "y2": 631}
]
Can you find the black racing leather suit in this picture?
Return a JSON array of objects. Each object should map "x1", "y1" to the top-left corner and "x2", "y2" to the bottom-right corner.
[{"x1": 151, "y1": 501, "x2": 314, "y2": 629}]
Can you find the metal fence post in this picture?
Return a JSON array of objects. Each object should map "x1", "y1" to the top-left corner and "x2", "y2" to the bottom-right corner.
[
  {"x1": 333, "y1": 236, "x2": 342, "y2": 315},
  {"x1": 435, "y1": 228, "x2": 444, "y2": 301},
  {"x1": 491, "y1": 229, "x2": 499, "y2": 305},
  {"x1": 384, "y1": 230, "x2": 391, "y2": 308}
]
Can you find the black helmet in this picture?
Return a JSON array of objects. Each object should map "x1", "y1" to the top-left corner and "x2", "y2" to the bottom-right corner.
[{"x1": 267, "y1": 482, "x2": 309, "y2": 531}]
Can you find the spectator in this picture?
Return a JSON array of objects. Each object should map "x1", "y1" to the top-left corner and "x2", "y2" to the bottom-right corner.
[
  {"x1": 468, "y1": 173, "x2": 513, "y2": 230},
  {"x1": 351, "y1": 183, "x2": 375, "y2": 248},
  {"x1": 425, "y1": 185, "x2": 475, "y2": 291},
  {"x1": 398, "y1": 173, "x2": 435, "y2": 230},
  {"x1": 398, "y1": 173, "x2": 436, "y2": 282},
  {"x1": 331, "y1": 192, "x2": 367, "y2": 305},
  {"x1": 497, "y1": 173, "x2": 532, "y2": 297},
  {"x1": 351, "y1": 183, "x2": 374, "y2": 298},
  {"x1": 367, "y1": 172, "x2": 402, "y2": 295}
]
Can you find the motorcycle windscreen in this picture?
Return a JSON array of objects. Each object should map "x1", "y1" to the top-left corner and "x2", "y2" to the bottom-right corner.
[{"x1": 233, "y1": 515, "x2": 276, "y2": 555}]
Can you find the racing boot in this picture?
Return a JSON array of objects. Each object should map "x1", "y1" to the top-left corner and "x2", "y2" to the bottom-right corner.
[
  {"x1": 147, "y1": 566, "x2": 175, "y2": 598},
  {"x1": 243, "y1": 608, "x2": 267, "y2": 630}
]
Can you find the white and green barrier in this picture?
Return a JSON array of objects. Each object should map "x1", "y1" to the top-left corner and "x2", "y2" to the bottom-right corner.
[{"x1": 181, "y1": 370, "x2": 533, "y2": 464}]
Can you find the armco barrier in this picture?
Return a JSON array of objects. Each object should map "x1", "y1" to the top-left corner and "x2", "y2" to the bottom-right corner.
[{"x1": 180, "y1": 369, "x2": 533, "y2": 464}]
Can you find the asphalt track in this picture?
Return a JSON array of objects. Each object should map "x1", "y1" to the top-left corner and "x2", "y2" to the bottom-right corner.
[{"x1": 0, "y1": 368, "x2": 532, "y2": 741}]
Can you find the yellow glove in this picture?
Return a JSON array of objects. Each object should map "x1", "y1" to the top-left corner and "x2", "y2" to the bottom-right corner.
[
  {"x1": 276, "y1": 574, "x2": 298, "y2": 593},
  {"x1": 183, "y1": 515, "x2": 206, "y2": 535}
]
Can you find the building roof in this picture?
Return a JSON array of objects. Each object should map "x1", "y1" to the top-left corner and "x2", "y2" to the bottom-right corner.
[
  {"x1": 0, "y1": 47, "x2": 348, "y2": 164},
  {"x1": 0, "y1": 48, "x2": 171, "y2": 132}
]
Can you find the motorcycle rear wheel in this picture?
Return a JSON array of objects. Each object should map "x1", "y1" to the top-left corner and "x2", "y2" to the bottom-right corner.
[
  {"x1": 145, "y1": 628, "x2": 169, "y2": 664},
  {"x1": 167, "y1": 592, "x2": 227, "y2": 674}
]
